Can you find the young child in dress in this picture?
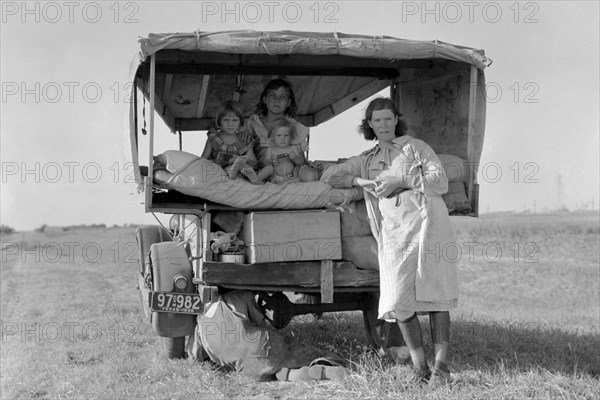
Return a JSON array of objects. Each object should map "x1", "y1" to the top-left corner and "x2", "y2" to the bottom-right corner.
[
  {"x1": 257, "y1": 118, "x2": 306, "y2": 184},
  {"x1": 201, "y1": 100, "x2": 262, "y2": 184}
]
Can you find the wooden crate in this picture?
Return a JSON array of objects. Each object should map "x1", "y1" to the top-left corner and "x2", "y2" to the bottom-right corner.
[{"x1": 243, "y1": 210, "x2": 342, "y2": 264}]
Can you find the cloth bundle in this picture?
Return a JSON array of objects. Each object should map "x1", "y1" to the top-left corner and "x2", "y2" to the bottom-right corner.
[{"x1": 437, "y1": 154, "x2": 472, "y2": 214}]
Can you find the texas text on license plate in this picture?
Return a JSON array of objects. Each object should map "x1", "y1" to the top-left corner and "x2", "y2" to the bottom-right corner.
[{"x1": 149, "y1": 292, "x2": 203, "y2": 314}]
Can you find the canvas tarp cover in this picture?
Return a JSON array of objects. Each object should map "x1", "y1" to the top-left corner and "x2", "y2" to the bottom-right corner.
[{"x1": 136, "y1": 30, "x2": 492, "y2": 69}]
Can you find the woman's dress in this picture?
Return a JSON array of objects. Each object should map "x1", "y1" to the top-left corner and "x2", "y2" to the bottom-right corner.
[{"x1": 325, "y1": 136, "x2": 459, "y2": 320}]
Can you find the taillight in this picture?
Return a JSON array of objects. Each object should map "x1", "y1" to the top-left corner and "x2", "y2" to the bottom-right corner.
[{"x1": 173, "y1": 274, "x2": 188, "y2": 292}]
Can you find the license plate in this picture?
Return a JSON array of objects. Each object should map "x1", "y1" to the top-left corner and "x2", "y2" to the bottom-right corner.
[{"x1": 149, "y1": 292, "x2": 203, "y2": 314}]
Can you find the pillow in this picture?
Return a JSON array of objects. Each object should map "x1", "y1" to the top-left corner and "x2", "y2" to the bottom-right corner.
[
  {"x1": 341, "y1": 235, "x2": 379, "y2": 271},
  {"x1": 339, "y1": 200, "x2": 372, "y2": 236},
  {"x1": 438, "y1": 154, "x2": 468, "y2": 182},
  {"x1": 156, "y1": 150, "x2": 200, "y2": 173},
  {"x1": 318, "y1": 162, "x2": 341, "y2": 181},
  {"x1": 443, "y1": 181, "x2": 472, "y2": 214}
]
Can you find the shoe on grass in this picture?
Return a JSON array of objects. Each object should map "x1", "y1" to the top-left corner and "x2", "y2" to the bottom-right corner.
[
  {"x1": 307, "y1": 356, "x2": 349, "y2": 380},
  {"x1": 409, "y1": 365, "x2": 431, "y2": 384},
  {"x1": 275, "y1": 366, "x2": 313, "y2": 381},
  {"x1": 428, "y1": 367, "x2": 451, "y2": 386},
  {"x1": 308, "y1": 365, "x2": 349, "y2": 380}
]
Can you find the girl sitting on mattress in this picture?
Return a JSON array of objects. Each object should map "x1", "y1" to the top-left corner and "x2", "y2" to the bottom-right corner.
[{"x1": 201, "y1": 100, "x2": 262, "y2": 184}]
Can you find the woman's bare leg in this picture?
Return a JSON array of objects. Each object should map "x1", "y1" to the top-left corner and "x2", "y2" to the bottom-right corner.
[
  {"x1": 397, "y1": 313, "x2": 428, "y2": 379},
  {"x1": 429, "y1": 311, "x2": 451, "y2": 384}
]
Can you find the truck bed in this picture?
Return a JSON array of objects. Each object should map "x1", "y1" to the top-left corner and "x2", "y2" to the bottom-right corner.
[{"x1": 201, "y1": 260, "x2": 380, "y2": 296}]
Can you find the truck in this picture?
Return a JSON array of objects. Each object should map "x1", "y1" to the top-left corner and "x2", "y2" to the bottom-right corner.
[{"x1": 127, "y1": 30, "x2": 491, "y2": 358}]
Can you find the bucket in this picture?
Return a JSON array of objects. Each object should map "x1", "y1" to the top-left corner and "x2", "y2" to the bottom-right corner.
[{"x1": 219, "y1": 251, "x2": 245, "y2": 263}]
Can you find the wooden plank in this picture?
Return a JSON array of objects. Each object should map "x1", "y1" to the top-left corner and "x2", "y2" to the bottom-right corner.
[
  {"x1": 192, "y1": 216, "x2": 202, "y2": 279},
  {"x1": 201, "y1": 261, "x2": 380, "y2": 288},
  {"x1": 320, "y1": 260, "x2": 334, "y2": 303},
  {"x1": 195, "y1": 75, "x2": 210, "y2": 119},
  {"x1": 135, "y1": 76, "x2": 177, "y2": 134},
  {"x1": 153, "y1": 94, "x2": 177, "y2": 131},
  {"x1": 211, "y1": 284, "x2": 379, "y2": 292},
  {"x1": 154, "y1": 51, "x2": 432, "y2": 71},
  {"x1": 313, "y1": 79, "x2": 391, "y2": 126},
  {"x1": 154, "y1": 63, "x2": 399, "y2": 78},
  {"x1": 144, "y1": 177, "x2": 153, "y2": 214},
  {"x1": 177, "y1": 114, "x2": 316, "y2": 131},
  {"x1": 295, "y1": 115, "x2": 315, "y2": 127},
  {"x1": 200, "y1": 212, "x2": 212, "y2": 262},
  {"x1": 162, "y1": 74, "x2": 173, "y2": 104}
]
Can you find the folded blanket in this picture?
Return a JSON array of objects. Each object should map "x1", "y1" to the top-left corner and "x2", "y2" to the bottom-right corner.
[{"x1": 155, "y1": 151, "x2": 363, "y2": 209}]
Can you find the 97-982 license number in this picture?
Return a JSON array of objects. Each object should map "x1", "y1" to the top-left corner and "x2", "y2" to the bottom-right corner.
[{"x1": 149, "y1": 292, "x2": 203, "y2": 314}]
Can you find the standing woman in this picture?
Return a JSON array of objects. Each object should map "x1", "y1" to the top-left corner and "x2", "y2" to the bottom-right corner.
[{"x1": 324, "y1": 98, "x2": 458, "y2": 385}]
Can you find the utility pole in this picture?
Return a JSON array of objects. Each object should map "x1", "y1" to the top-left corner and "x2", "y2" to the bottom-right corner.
[{"x1": 557, "y1": 173, "x2": 565, "y2": 210}]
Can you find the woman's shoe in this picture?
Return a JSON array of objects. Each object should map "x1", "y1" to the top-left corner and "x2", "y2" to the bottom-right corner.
[
  {"x1": 409, "y1": 365, "x2": 431, "y2": 384},
  {"x1": 276, "y1": 366, "x2": 313, "y2": 381},
  {"x1": 307, "y1": 356, "x2": 349, "y2": 380},
  {"x1": 428, "y1": 367, "x2": 451, "y2": 386}
]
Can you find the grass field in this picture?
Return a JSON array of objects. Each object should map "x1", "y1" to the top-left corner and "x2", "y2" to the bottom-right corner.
[{"x1": 1, "y1": 212, "x2": 599, "y2": 399}]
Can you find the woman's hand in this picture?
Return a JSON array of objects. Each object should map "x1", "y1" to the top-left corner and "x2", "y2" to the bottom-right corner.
[
  {"x1": 373, "y1": 175, "x2": 405, "y2": 198},
  {"x1": 354, "y1": 177, "x2": 378, "y2": 196}
]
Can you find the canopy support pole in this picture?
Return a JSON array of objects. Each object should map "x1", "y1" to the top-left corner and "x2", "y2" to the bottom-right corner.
[
  {"x1": 147, "y1": 54, "x2": 156, "y2": 202},
  {"x1": 467, "y1": 65, "x2": 479, "y2": 216}
]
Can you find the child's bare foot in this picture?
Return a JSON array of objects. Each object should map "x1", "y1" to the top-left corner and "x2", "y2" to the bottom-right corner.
[
  {"x1": 241, "y1": 167, "x2": 264, "y2": 185},
  {"x1": 228, "y1": 157, "x2": 244, "y2": 179}
]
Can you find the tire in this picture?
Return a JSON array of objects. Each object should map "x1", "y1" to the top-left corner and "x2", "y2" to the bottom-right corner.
[
  {"x1": 135, "y1": 225, "x2": 171, "y2": 323},
  {"x1": 161, "y1": 336, "x2": 186, "y2": 359},
  {"x1": 137, "y1": 275, "x2": 151, "y2": 324},
  {"x1": 135, "y1": 225, "x2": 172, "y2": 275}
]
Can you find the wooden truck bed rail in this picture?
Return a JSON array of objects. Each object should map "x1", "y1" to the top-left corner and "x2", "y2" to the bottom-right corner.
[{"x1": 200, "y1": 260, "x2": 380, "y2": 302}]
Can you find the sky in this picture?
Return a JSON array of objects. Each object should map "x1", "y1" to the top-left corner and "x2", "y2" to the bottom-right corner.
[{"x1": 1, "y1": 1, "x2": 599, "y2": 231}]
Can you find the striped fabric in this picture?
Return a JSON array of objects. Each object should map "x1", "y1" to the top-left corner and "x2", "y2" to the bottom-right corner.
[{"x1": 207, "y1": 129, "x2": 255, "y2": 168}]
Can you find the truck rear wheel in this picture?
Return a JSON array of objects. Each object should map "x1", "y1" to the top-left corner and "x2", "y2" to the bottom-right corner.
[
  {"x1": 136, "y1": 226, "x2": 171, "y2": 323},
  {"x1": 161, "y1": 337, "x2": 186, "y2": 359}
]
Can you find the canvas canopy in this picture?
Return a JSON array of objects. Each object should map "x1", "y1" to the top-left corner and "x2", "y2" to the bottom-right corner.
[
  {"x1": 137, "y1": 30, "x2": 491, "y2": 68},
  {"x1": 131, "y1": 30, "x2": 491, "y2": 131}
]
